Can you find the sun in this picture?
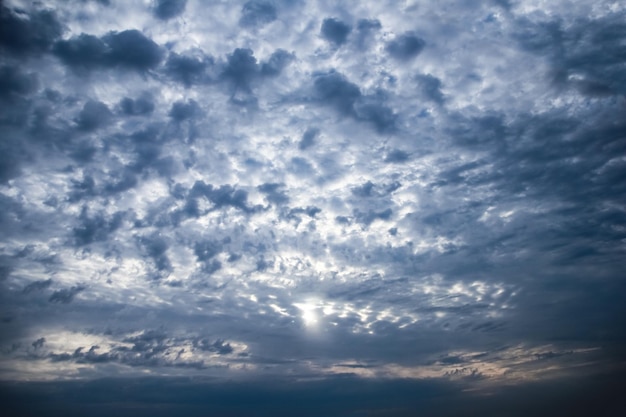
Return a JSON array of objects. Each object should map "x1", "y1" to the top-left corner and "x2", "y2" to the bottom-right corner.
[{"x1": 295, "y1": 301, "x2": 319, "y2": 327}]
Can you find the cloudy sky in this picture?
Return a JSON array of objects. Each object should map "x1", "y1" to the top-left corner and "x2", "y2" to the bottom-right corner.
[{"x1": 1, "y1": 0, "x2": 625, "y2": 415}]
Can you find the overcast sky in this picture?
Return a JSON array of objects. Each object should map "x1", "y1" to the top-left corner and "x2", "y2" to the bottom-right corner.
[{"x1": 1, "y1": 0, "x2": 625, "y2": 415}]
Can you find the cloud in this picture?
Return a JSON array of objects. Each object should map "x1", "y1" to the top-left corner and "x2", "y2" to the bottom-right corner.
[
  {"x1": 105, "y1": 30, "x2": 163, "y2": 70},
  {"x1": 384, "y1": 149, "x2": 410, "y2": 163},
  {"x1": 52, "y1": 34, "x2": 108, "y2": 71},
  {"x1": 515, "y1": 12, "x2": 626, "y2": 97},
  {"x1": 194, "y1": 338, "x2": 233, "y2": 354},
  {"x1": 73, "y1": 207, "x2": 125, "y2": 246},
  {"x1": 260, "y1": 49, "x2": 294, "y2": 77},
  {"x1": 1, "y1": 3, "x2": 625, "y2": 414},
  {"x1": 169, "y1": 99, "x2": 200, "y2": 121},
  {"x1": 0, "y1": 5, "x2": 63, "y2": 55},
  {"x1": 153, "y1": 0, "x2": 187, "y2": 20},
  {"x1": 222, "y1": 48, "x2": 260, "y2": 94},
  {"x1": 23, "y1": 279, "x2": 53, "y2": 294},
  {"x1": 119, "y1": 93, "x2": 155, "y2": 116},
  {"x1": 76, "y1": 100, "x2": 112, "y2": 131},
  {"x1": 239, "y1": 1, "x2": 277, "y2": 28},
  {"x1": 353, "y1": 208, "x2": 393, "y2": 226},
  {"x1": 0, "y1": 66, "x2": 39, "y2": 100},
  {"x1": 299, "y1": 127, "x2": 319, "y2": 150},
  {"x1": 386, "y1": 31, "x2": 425, "y2": 60},
  {"x1": 140, "y1": 234, "x2": 172, "y2": 275},
  {"x1": 312, "y1": 71, "x2": 396, "y2": 131},
  {"x1": 49, "y1": 286, "x2": 85, "y2": 304},
  {"x1": 54, "y1": 29, "x2": 163, "y2": 72},
  {"x1": 415, "y1": 74, "x2": 445, "y2": 104},
  {"x1": 313, "y1": 71, "x2": 361, "y2": 116},
  {"x1": 258, "y1": 183, "x2": 289, "y2": 205},
  {"x1": 321, "y1": 18, "x2": 352, "y2": 46},
  {"x1": 32, "y1": 337, "x2": 45, "y2": 349},
  {"x1": 164, "y1": 52, "x2": 213, "y2": 87}
]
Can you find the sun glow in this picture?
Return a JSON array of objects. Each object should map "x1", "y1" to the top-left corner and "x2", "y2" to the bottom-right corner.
[{"x1": 294, "y1": 301, "x2": 320, "y2": 327}]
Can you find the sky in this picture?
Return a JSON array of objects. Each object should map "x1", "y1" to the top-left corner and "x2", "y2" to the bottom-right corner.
[{"x1": 0, "y1": 0, "x2": 625, "y2": 415}]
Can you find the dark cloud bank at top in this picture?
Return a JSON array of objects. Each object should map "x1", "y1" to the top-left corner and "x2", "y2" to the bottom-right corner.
[{"x1": 1, "y1": 0, "x2": 625, "y2": 416}]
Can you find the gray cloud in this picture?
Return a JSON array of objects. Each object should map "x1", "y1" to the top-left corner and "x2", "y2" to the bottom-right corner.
[
  {"x1": 386, "y1": 31, "x2": 425, "y2": 60},
  {"x1": 119, "y1": 93, "x2": 155, "y2": 116},
  {"x1": 77, "y1": 100, "x2": 111, "y2": 131},
  {"x1": 22, "y1": 279, "x2": 53, "y2": 294},
  {"x1": 0, "y1": 5, "x2": 63, "y2": 56},
  {"x1": 49, "y1": 285, "x2": 85, "y2": 304},
  {"x1": 239, "y1": 1, "x2": 277, "y2": 28},
  {"x1": 153, "y1": 0, "x2": 187, "y2": 20},
  {"x1": 164, "y1": 52, "x2": 213, "y2": 87},
  {"x1": 54, "y1": 29, "x2": 163, "y2": 72},
  {"x1": 321, "y1": 17, "x2": 352, "y2": 46}
]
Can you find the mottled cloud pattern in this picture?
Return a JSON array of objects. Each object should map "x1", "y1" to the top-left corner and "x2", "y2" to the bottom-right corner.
[{"x1": 0, "y1": 1, "x2": 625, "y2": 416}]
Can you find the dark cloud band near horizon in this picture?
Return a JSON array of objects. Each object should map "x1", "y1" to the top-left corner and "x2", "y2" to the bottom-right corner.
[{"x1": 1, "y1": 0, "x2": 625, "y2": 416}]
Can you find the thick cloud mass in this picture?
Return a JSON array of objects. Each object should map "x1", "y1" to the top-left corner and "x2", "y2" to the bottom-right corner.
[{"x1": 1, "y1": 1, "x2": 625, "y2": 416}]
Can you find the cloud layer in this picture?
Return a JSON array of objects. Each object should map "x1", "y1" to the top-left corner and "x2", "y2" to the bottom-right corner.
[{"x1": 1, "y1": 0, "x2": 625, "y2": 415}]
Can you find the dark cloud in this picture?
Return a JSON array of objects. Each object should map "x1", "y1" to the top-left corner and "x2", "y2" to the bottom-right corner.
[
  {"x1": 416, "y1": 74, "x2": 444, "y2": 104},
  {"x1": 153, "y1": 0, "x2": 187, "y2": 20},
  {"x1": 186, "y1": 181, "x2": 260, "y2": 215},
  {"x1": 164, "y1": 52, "x2": 213, "y2": 87},
  {"x1": 0, "y1": 257, "x2": 12, "y2": 281},
  {"x1": 119, "y1": 93, "x2": 155, "y2": 116},
  {"x1": 258, "y1": 183, "x2": 289, "y2": 205},
  {"x1": 53, "y1": 34, "x2": 108, "y2": 71},
  {"x1": 384, "y1": 149, "x2": 409, "y2": 163},
  {"x1": 105, "y1": 30, "x2": 163, "y2": 71},
  {"x1": 22, "y1": 279, "x2": 53, "y2": 294},
  {"x1": 312, "y1": 71, "x2": 395, "y2": 131},
  {"x1": 31, "y1": 337, "x2": 45, "y2": 349},
  {"x1": 2, "y1": 374, "x2": 625, "y2": 417},
  {"x1": 299, "y1": 127, "x2": 319, "y2": 150},
  {"x1": 73, "y1": 208, "x2": 124, "y2": 246},
  {"x1": 0, "y1": 66, "x2": 38, "y2": 100},
  {"x1": 0, "y1": 5, "x2": 63, "y2": 55},
  {"x1": 287, "y1": 206, "x2": 321, "y2": 224},
  {"x1": 260, "y1": 49, "x2": 294, "y2": 77},
  {"x1": 255, "y1": 256, "x2": 272, "y2": 272},
  {"x1": 357, "y1": 18, "x2": 381, "y2": 32},
  {"x1": 516, "y1": 13, "x2": 626, "y2": 97},
  {"x1": 169, "y1": 99, "x2": 200, "y2": 121},
  {"x1": 354, "y1": 95, "x2": 397, "y2": 132},
  {"x1": 76, "y1": 100, "x2": 112, "y2": 131},
  {"x1": 68, "y1": 175, "x2": 97, "y2": 203},
  {"x1": 386, "y1": 31, "x2": 425, "y2": 60},
  {"x1": 0, "y1": 139, "x2": 24, "y2": 183},
  {"x1": 101, "y1": 168, "x2": 137, "y2": 194},
  {"x1": 55, "y1": 30, "x2": 163, "y2": 72},
  {"x1": 353, "y1": 208, "x2": 393, "y2": 226},
  {"x1": 351, "y1": 181, "x2": 375, "y2": 198},
  {"x1": 222, "y1": 48, "x2": 259, "y2": 92},
  {"x1": 141, "y1": 235, "x2": 172, "y2": 274},
  {"x1": 313, "y1": 71, "x2": 361, "y2": 116},
  {"x1": 49, "y1": 285, "x2": 85, "y2": 304},
  {"x1": 321, "y1": 18, "x2": 351, "y2": 45},
  {"x1": 239, "y1": 1, "x2": 277, "y2": 28}
]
